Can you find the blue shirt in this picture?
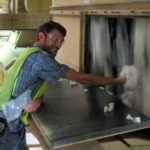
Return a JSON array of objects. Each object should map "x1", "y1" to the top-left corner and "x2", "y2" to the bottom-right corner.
[{"x1": 11, "y1": 50, "x2": 69, "y2": 99}]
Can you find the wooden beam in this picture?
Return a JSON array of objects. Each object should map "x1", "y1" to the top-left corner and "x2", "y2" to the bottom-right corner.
[
  {"x1": 51, "y1": 1, "x2": 150, "y2": 17},
  {"x1": 0, "y1": 14, "x2": 13, "y2": 29},
  {"x1": 0, "y1": 13, "x2": 52, "y2": 30},
  {"x1": 52, "y1": 0, "x2": 150, "y2": 7},
  {"x1": 79, "y1": 12, "x2": 86, "y2": 72},
  {"x1": 51, "y1": 1, "x2": 150, "y2": 10}
]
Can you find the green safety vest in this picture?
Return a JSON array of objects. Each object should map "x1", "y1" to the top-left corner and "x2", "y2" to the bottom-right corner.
[{"x1": 0, "y1": 47, "x2": 48, "y2": 125}]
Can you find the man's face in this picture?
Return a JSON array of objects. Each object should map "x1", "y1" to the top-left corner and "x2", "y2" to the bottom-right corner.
[{"x1": 39, "y1": 29, "x2": 64, "y2": 57}]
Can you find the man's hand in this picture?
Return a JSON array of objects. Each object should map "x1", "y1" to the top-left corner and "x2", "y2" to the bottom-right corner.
[
  {"x1": 24, "y1": 98, "x2": 42, "y2": 112},
  {"x1": 115, "y1": 75, "x2": 127, "y2": 85}
]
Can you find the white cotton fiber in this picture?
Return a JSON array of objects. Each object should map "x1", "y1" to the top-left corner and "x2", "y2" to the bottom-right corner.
[
  {"x1": 121, "y1": 91, "x2": 135, "y2": 108},
  {"x1": 120, "y1": 65, "x2": 138, "y2": 90},
  {"x1": 133, "y1": 117, "x2": 141, "y2": 123},
  {"x1": 120, "y1": 65, "x2": 139, "y2": 108},
  {"x1": 104, "y1": 102, "x2": 115, "y2": 113},
  {"x1": 104, "y1": 106, "x2": 108, "y2": 113},
  {"x1": 126, "y1": 114, "x2": 141, "y2": 124},
  {"x1": 126, "y1": 114, "x2": 134, "y2": 121},
  {"x1": 107, "y1": 102, "x2": 114, "y2": 112},
  {"x1": 70, "y1": 80, "x2": 77, "y2": 87}
]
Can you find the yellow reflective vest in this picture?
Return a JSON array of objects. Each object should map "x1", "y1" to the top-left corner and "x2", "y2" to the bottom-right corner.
[{"x1": 0, "y1": 47, "x2": 48, "y2": 125}]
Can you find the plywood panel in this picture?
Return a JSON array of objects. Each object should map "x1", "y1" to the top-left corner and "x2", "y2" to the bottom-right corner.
[
  {"x1": 133, "y1": 146, "x2": 150, "y2": 150},
  {"x1": 52, "y1": 0, "x2": 83, "y2": 6},
  {"x1": 25, "y1": 0, "x2": 51, "y2": 13},
  {"x1": 52, "y1": 0, "x2": 149, "y2": 7},
  {"x1": 119, "y1": 130, "x2": 150, "y2": 146},
  {"x1": 53, "y1": 16, "x2": 81, "y2": 71},
  {"x1": 99, "y1": 137, "x2": 132, "y2": 150}
]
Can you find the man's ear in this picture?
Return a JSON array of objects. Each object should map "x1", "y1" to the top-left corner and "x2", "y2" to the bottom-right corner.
[{"x1": 38, "y1": 32, "x2": 45, "y2": 41}]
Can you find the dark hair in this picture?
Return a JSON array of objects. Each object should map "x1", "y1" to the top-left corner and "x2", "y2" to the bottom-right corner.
[{"x1": 38, "y1": 20, "x2": 66, "y2": 37}]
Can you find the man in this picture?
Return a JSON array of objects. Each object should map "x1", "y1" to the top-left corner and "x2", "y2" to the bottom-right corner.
[{"x1": 0, "y1": 20, "x2": 126, "y2": 150}]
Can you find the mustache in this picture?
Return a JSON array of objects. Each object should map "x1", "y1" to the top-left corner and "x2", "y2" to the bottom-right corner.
[
  {"x1": 42, "y1": 45, "x2": 59, "y2": 51},
  {"x1": 50, "y1": 46, "x2": 59, "y2": 50}
]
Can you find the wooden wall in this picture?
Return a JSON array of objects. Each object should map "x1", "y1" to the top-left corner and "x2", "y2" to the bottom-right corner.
[
  {"x1": 52, "y1": 0, "x2": 150, "y2": 71},
  {"x1": 54, "y1": 16, "x2": 81, "y2": 71}
]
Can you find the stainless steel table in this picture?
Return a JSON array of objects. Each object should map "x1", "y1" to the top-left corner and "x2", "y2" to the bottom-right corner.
[{"x1": 31, "y1": 80, "x2": 150, "y2": 149}]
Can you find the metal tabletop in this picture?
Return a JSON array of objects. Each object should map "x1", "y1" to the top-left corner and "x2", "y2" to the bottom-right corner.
[{"x1": 32, "y1": 80, "x2": 150, "y2": 149}]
